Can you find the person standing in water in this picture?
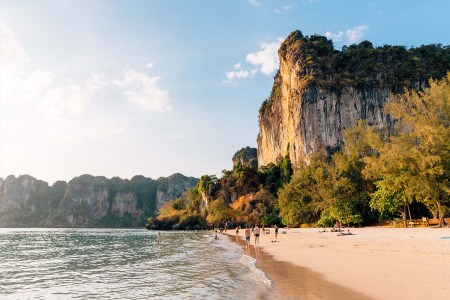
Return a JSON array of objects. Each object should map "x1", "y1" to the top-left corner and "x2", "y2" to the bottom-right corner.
[
  {"x1": 156, "y1": 232, "x2": 161, "y2": 244},
  {"x1": 253, "y1": 225, "x2": 261, "y2": 247}
]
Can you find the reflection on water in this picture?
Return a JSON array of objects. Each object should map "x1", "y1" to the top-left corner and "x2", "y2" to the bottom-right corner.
[{"x1": 0, "y1": 228, "x2": 274, "y2": 299}]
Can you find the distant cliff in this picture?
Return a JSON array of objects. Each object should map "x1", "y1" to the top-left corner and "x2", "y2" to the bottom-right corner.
[
  {"x1": 258, "y1": 30, "x2": 450, "y2": 168},
  {"x1": 0, "y1": 173, "x2": 198, "y2": 227},
  {"x1": 232, "y1": 147, "x2": 258, "y2": 169}
]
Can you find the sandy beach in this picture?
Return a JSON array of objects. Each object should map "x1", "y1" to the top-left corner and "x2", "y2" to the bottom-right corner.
[{"x1": 228, "y1": 227, "x2": 450, "y2": 300}]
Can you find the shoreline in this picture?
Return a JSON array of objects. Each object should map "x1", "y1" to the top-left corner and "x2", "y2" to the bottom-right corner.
[
  {"x1": 226, "y1": 232, "x2": 371, "y2": 299},
  {"x1": 226, "y1": 227, "x2": 450, "y2": 300}
]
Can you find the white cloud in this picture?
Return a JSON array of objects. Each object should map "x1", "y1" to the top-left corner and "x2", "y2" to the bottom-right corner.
[
  {"x1": 325, "y1": 25, "x2": 368, "y2": 45},
  {"x1": 226, "y1": 69, "x2": 257, "y2": 80},
  {"x1": 146, "y1": 62, "x2": 154, "y2": 69},
  {"x1": 274, "y1": 3, "x2": 294, "y2": 13},
  {"x1": 224, "y1": 38, "x2": 282, "y2": 83},
  {"x1": 115, "y1": 69, "x2": 172, "y2": 112},
  {"x1": 246, "y1": 38, "x2": 282, "y2": 75},
  {"x1": 0, "y1": 20, "x2": 30, "y2": 68},
  {"x1": 324, "y1": 31, "x2": 344, "y2": 41},
  {"x1": 346, "y1": 25, "x2": 368, "y2": 43},
  {"x1": 249, "y1": 0, "x2": 262, "y2": 7},
  {"x1": 1, "y1": 19, "x2": 91, "y2": 123}
]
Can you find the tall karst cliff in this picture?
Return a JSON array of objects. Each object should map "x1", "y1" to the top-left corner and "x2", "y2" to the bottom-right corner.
[
  {"x1": 258, "y1": 30, "x2": 450, "y2": 168},
  {"x1": 0, "y1": 173, "x2": 198, "y2": 227}
]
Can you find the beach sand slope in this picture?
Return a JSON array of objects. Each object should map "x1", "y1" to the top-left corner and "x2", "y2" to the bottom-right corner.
[{"x1": 229, "y1": 227, "x2": 450, "y2": 300}]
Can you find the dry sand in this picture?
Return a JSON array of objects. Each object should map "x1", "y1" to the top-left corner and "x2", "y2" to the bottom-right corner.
[{"x1": 229, "y1": 227, "x2": 450, "y2": 300}]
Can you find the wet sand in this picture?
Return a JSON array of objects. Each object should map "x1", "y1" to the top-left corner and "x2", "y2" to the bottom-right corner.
[
  {"x1": 227, "y1": 227, "x2": 450, "y2": 300},
  {"x1": 228, "y1": 234, "x2": 372, "y2": 300}
]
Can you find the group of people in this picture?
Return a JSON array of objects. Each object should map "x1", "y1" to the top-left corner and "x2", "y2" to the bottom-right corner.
[{"x1": 234, "y1": 224, "x2": 279, "y2": 248}]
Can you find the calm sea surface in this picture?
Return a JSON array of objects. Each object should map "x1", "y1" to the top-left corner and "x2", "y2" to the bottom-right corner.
[{"x1": 0, "y1": 228, "x2": 274, "y2": 299}]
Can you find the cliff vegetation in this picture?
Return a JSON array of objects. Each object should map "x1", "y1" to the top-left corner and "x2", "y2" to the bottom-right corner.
[
  {"x1": 151, "y1": 73, "x2": 449, "y2": 229},
  {"x1": 0, "y1": 173, "x2": 197, "y2": 227},
  {"x1": 278, "y1": 74, "x2": 450, "y2": 227},
  {"x1": 148, "y1": 147, "x2": 293, "y2": 229},
  {"x1": 261, "y1": 30, "x2": 450, "y2": 116}
]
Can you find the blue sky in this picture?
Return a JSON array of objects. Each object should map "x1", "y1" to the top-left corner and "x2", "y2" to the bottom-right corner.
[{"x1": 1, "y1": 0, "x2": 450, "y2": 184}]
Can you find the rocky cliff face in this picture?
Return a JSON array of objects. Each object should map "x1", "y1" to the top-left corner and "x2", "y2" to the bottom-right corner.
[
  {"x1": 156, "y1": 173, "x2": 199, "y2": 209},
  {"x1": 0, "y1": 173, "x2": 198, "y2": 227},
  {"x1": 0, "y1": 175, "x2": 52, "y2": 222},
  {"x1": 258, "y1": 30, "x2": 450, "y2": 168}
]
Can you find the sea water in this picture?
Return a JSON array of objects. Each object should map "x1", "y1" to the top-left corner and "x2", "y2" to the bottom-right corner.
[{"x1": 0, "y1": 228, "x2": 275, "y2": 299}]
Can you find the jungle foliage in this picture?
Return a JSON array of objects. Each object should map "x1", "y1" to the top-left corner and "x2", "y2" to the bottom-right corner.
[
  {"x1": 278, "y1": 74, "x2": 450, "y2": 227},
  {"x1": 154, "y1": 74, "x2": 449, "y2": 229}
]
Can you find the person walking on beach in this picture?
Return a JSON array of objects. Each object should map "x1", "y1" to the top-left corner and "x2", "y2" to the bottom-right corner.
[
  {"x1": 274, "y1": 224, "x2": 279, "y2": 240},
  {"x1": 245, "y1": 226, "x2": 251, "y2": 249},
  {"x1": 235, "y1": 225, "x2": 240, "y2": 236},
  {"x1": 254, "y1": 225, "x2": 261, "y2": 247}
]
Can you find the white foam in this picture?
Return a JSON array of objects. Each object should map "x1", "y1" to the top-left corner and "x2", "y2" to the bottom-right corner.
[{"x1": 238, "y1": 255, "x2": 272, "y2": 287}]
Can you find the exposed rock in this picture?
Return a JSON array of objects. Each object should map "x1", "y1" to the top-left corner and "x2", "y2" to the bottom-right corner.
[
  {"x1": 0, "y1": 175, "x2": 52, "y2": 226},
  {"x1": 111, "y1": 192, "x2": 140, "y2": 218},
  {"x1": 258, "y1": 30, "x2": 450, "y2": 168},
  {"x1": 0, "y1": 175, "x2": 34, "y2": 212},
  {"x1": 155, "y1": 173, "x2": 199, "y2": 210},
  {"x1": 0, "y1": 173, "x2": 198, "y2": 227}
]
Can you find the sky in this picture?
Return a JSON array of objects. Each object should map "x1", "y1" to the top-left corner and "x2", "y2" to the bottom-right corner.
[{"x1": 1, "y1": 0, "x2": 450, "y2": 184}]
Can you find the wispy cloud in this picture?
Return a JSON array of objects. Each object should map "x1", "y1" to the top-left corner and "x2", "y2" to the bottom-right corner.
[
  {"x1": 86, "y1": 73, "x2": 110, "y2": 92},
  {"x1": 1, "y1": 17, "x2": 172, "y2": 116},
  {"x1": 0, "y1": 17, "x2": 172, "y2": 155},
  {"x1": 249, "y1": 0, "x2": 262, "y2": 7},
  {"x1": 226, "y1": 69, "x2": 257, "y2": 81},
  {"x1": 0, "y1": 20, "x2": 29, "y2": 67},
  {"x1": 302, "y1": 0, "x2": 320, "y2": 3},
  {"x1": 325, "y1": 25, "x2": 368, "y2": 45},
  {"x1": 115, "y1": 69, "x2": 172, "y2": 112},
  {"x1": 274, "y1": 3, "x2": 295, "y2": 13}
]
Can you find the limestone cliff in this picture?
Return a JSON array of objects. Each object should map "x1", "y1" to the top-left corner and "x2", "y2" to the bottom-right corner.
[
  {"x1": 0, "y1": 175, "x2": 51, "y2": 218},
  {"x1": 258, "y1": 30, "x2": 450, "y2": 168},
  {"x1": 156, "y1": 173, "x2": 199, "y2": 209},
  {"x1": 0, "y1": 173, "x2": 198, "y2": 227}
]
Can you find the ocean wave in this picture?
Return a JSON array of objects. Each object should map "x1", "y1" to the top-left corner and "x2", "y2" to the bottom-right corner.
[{"x1": 238, "y1": 255, "x2": 272, "y2": 288}]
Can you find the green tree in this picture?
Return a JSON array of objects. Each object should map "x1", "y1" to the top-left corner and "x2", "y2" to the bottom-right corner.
[
  {"x1": 277, "y1": 153, "x2": 332, "y2": 226},
  {"x1": 206, "y1": 199, "x2": 232, "y2": 225},
  {"x1": 326, "y1": 121, "x2": 376, "y2": 225},
  {"x1": 363, "y1": 74, "x2": 450, "y2": 226}
]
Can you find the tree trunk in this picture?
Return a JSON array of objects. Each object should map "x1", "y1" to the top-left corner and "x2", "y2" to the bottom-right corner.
[
  {"x1": 437, "y1": 201, "x2": 443, "y2": 228},
  {"x1": 402, "y1": 204, "x2": 407, "y2": 228}
]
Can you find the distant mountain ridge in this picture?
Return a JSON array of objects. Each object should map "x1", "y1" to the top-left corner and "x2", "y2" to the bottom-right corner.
[{"x1": 0, "y1": 173, "x2": 198, "y2": 227}]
